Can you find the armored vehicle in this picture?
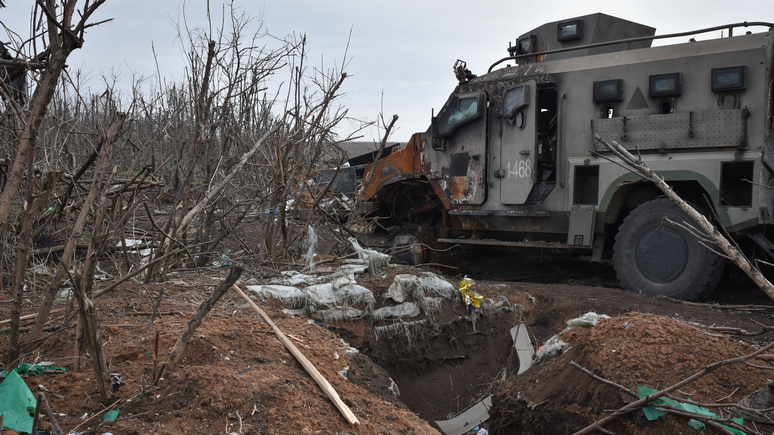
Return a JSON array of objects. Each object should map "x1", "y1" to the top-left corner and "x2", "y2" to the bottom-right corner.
[{"x1": 361, "y1": 13, "x2": 774, "y2": 300}]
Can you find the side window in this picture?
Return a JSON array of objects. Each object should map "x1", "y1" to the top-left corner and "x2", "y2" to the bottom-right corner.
[
  {"x1": 503, "y1": 85, "x2": 529, "y2": 119},
  {"x1": 437, "y1": 94, "x2": 482, "y2": 137}
]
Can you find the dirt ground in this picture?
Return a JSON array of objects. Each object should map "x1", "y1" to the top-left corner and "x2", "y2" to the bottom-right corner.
[{"x1": 4, "y1": 249, "x2": 774, "y2": 435}]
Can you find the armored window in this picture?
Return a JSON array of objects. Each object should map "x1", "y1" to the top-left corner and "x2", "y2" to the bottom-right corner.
[
  {"x1": 557, "y1": 20, "x2": 582, "y2": 42},
  {"x1": 516, "y1": 35, "x2": 536, "y2": 55},
  {"x1": 711, "y1": 66, "x2": 746, "y2": 91},
  {"x1": 436, "y1": 93, "x2": 484, "y2": 137},
  {"x1": 593, "y1": 79, "x2": 623, "y2": 103},
  {"x1": 649, "y1": 73, "x2": 681, "y2": 97},
  {"x1": 503, "y1": 85, "x2": 530, "y2": 119}
]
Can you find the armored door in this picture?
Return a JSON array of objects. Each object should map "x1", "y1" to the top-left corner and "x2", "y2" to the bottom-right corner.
[{"x1": 499, "y1": 81, "x2": 537, "y2": 204}]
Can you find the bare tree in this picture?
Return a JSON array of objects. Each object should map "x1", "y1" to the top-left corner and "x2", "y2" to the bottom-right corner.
[{"x1": 2, "y1": 0, "x2": 109, "y2": 365}]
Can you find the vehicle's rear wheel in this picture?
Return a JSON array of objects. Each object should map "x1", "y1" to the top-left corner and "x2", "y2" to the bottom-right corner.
[
  {"x1": 390, "y1": 232, "x2": 427, "y2": 265},
  {"x1": 613, "y1": 198, "x2": 725, "y2": 300}
]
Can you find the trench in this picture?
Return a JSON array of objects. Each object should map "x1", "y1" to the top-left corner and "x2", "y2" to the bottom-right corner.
[
  {"x1": 339, "y1": 250, "x2": 766, "y2": 428},
  {"x1": 326, "y1": 269, "x2": 534, "y2": 430}
]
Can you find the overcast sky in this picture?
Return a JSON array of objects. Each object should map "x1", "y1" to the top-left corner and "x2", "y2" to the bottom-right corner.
[{"x1": 1, "y1": 1, "x2": 771, "y2": 142}]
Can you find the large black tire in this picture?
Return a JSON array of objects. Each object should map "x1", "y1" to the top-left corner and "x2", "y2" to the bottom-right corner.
[
  {"x1": 613, "y1": 198, "x2": 725, "y2": 300},
  {"x1": 390, "y1": 232, "x2": 426, "y2": 265}
]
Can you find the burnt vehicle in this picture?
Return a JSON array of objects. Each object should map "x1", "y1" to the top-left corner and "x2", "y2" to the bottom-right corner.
[{"x1": 361, "y1": 13, "x2": 774, "y2": 300}]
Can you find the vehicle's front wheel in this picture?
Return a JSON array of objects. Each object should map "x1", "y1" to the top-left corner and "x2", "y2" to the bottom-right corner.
[{"x1": 613, "y1": 198, "x2": 725, "y2": 300}]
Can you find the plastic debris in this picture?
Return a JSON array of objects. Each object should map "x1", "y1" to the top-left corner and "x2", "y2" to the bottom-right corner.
[
  {"x1": 313, "y1": 307, "x2": 363, "y2": 322},
  {"x1": 638, "y1": 386, "x2": 743, "y2": 433},
  {"x1": 14, "y1": 362, "x2": 66, "y2": 375},
  {"x1": 101, "y1": 409, "x2": 120, "y2": 425},
  {"x1": 459, "y1": 276, "x2": 483, "y2": 308},
  {"x1": 305, "y1": 281, "x2": 375, "y2": 310},
  {"x1": 0, "y1": 369, "x2": 37, "y2": 434},
  {"x1": 736, "y1": 380, "x2": 774, "y2": 422},
  {"x1": 302, "y1": 226, "x2": 318, "y2": 271},
  {"x1": 435, "y1": 396, "x2": 492, "y2": 435},
  {"x1": 349, "y1": 237, "x2": 390, "y2": 271},
  {"x1": 385, "y1": 273, "x2": 457, "y2": 303},
  {"x1": 566, "y1": 311, "x2": 610, "y2": 328},
  {"x1": 373, "y1": 302, "x2": 421, "y2": 320},
  {"x1": 111, "y1": 374, "x2": 125, "y2": 392},
  {"x1": 535, "y1": 335, "x2": 569, "y2": 361},
  {"x1": 510, "y1": 324, "x2": 535, "y2": 374},
  {"x1": 247, "y1": 285, "x2": 307, "y2": 308}
]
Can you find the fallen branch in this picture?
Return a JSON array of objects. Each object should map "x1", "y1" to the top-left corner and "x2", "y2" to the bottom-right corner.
[
  {"x1": 0, "y1": 308, "x2": 64, "y2": 326},
  {"x1": 232, "y1": 284, "x2": 360, "y2": 425},
  {"x1": 167, "y1": 265, "x2": 244, "y2": 373}
]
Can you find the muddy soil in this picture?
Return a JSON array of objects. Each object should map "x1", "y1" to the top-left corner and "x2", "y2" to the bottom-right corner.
[{"x1": 3, "y1": 251, "x2": 774, "y2": 435}]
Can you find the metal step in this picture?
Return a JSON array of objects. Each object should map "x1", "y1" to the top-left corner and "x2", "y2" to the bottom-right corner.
[
  {"x1": 437, "y1": 237, "x2": 583, "y2": 250},
  {"x1": 749, "y1": 233, "x2": 774, "y2": 261},
  {"x1": 448, "y1": 209, "x2": 549, "y2": 217}
]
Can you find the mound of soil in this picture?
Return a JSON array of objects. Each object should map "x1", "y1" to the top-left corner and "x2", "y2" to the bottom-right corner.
[
  {"x1": 489, "y1": 312, "x2": 774, "y2": 434},
  {"x1": 3, "y1": 272, "x2": 439, "y2": 435}
]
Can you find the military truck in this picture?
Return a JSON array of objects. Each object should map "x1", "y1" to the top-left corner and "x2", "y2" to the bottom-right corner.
[{"x1": 360, "y1": 13, "x2": 774, "y2": 300}]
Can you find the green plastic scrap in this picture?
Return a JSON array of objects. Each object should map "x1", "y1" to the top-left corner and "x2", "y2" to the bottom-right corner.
[
  {"x1": 16, "y1": 362, "x2": 66, "y2": 375},
  {"x1": 101, "y1": 409, "x2": 120, "y2": 425},
  {"x1": 637, "y1": 386, "x2": 743, "y2": 434},
  {"x1": 0, "y1": 369, "x2": 37, "y2": 434}
]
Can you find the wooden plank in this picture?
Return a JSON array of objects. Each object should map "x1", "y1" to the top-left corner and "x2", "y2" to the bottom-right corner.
[
  {"x1": 0, "y1": 308, "x2": 65, "y2": 326},
  {"x1": 232, "y1": 285, "x2": 360, "y2": 425}
]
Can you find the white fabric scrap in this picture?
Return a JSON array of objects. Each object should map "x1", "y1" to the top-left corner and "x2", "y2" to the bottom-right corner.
[
  {"x1": 349, "y1": 237, "x2": 390, "y2": 271},
  {"x1": 566, "y1": 311, "x2": 610, "y2": 328}
]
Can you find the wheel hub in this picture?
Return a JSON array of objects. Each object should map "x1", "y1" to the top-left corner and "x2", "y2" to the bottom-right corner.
[
  {"x1": 391, "y1": 233, "x2": 425, "y2": 265},
  {"x1": 635, "y1": 227, "x2": 688, "y2": 283}
]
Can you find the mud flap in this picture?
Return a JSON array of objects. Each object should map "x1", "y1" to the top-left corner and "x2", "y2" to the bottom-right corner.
[{"x1": 567, "y1": 206, "x2": 596, "y2": 247}]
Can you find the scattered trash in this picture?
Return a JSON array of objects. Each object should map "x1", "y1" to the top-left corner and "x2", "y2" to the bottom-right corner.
[
  {"x1": 535, "y1": 335, "x2": 569, "y2": 361},
  {"x1": 338, "y1": 366, "x2": 349, "y2": 380},
  {"x1": 349, "y1": 237, "x2": 390, "y2": 271},
  {"x1": 459, "y1": 276, "x2": 483, "y2": 308},
  {"x1": 385, "y1": 273, "x2": 456, "y2": 303},
  {"x1": 535, "y1": 312, "x2": 611, "y2": 362},
  {"x1": 510, "y1": 324, "x2": 535, "y2": 374},
  {"x1": 0, "y1": 369, "x2": 37, "y2": 434},
  {"x1": 736, "y1": 380, "x2": 774, "y2": 422},
  {"x1": 566, "y1": 311, "x2": 610, "y2": 328},
  {"x1": 101, "y1": 409, "x2": 120, "y2": 425},
  {"x1": 111, "y1": 374, "x2": 125, "y2": 392},
  {"x1": 14, "y1": 362, "x2": 66, "y2": 375},
  {"x1": 638, "y1": 386, "x2": 743, "y2": 433},
  {"x1": 434, "y1": 395, "x2": 492, "y2": 435},
  {"x1": 56, "y1": 288, "x2": 73, "y2": 300},
  {"x1": 388, "y1": 378, "x2": 400, "y2": 397},
  {"x1": 32, "y1": 264, "x2": 51, "y2": 277},
  {"x1": 302, "y1": 226, "x2": 318, "y2": 271}
]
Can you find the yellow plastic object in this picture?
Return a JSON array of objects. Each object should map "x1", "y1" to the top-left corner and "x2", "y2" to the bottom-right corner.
[{"x1": 459, "y1": 276, "x2": 483, "y2": 308}]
